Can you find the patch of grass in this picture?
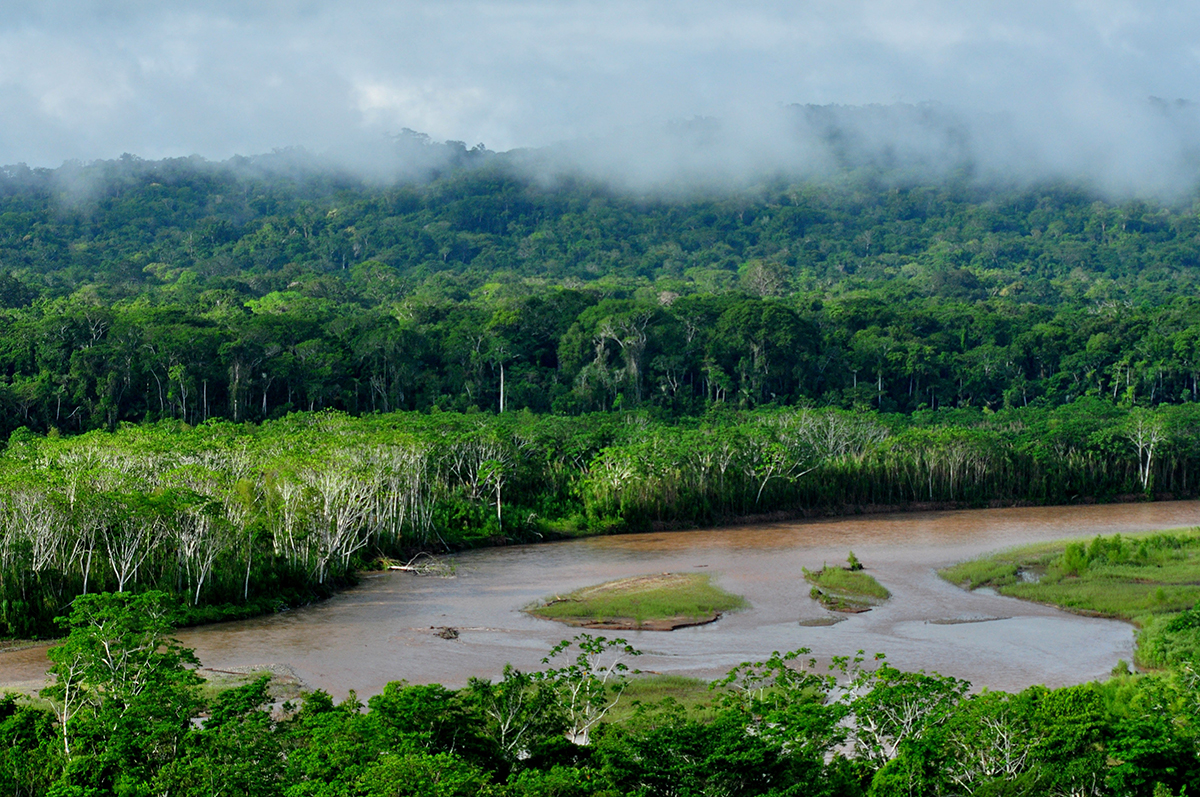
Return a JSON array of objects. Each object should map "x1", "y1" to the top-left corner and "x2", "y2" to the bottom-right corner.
[
  {"x1": 939, "y1": 527, "x2": 1200, "y2": 669},
  {"x1": 196, "y1": 666, "x2": 307, "y2": 703},
  {"x1": 804, "y1": 563, "x2": 890, "y2": 613},
  {"x1": 806, "y1": 566, "x2": 891, "y2": 600},
  {"x1": 938, "y1": 558, "x2": 1021, "y2": 589},
  {"x1": 197, "y1": 669, "x2": 275, "y2": 704},
  {"x1": 525, "y1": 573, "x2": 747, "y2": 627},
  {"x1": 1, "y1": 691, "x2": 53, "y2": 713},
  {"x1": 609, "y1": 675, "x2": 719, "y2": 721}
]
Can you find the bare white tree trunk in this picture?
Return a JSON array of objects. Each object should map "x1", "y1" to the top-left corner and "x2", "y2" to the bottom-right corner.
[
  {"x1": 1125, "y1": 411, "x2": 1165, "y2": 492},
  {"x1": 301, "y1": 461, "x2": 376, "y2": 583},
  {"x1": 102, "y1": 507, "x2": 159, "y2": 593}
]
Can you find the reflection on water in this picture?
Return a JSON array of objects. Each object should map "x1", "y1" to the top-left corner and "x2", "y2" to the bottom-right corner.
[{"x1": 5, "y1": 501, "x2": 1199, "y2": 698}]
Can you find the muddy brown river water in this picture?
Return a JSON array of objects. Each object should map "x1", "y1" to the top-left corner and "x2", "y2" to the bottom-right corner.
[{"x1": 4, "y1": 501, "x2": 1199, "y2": 698}]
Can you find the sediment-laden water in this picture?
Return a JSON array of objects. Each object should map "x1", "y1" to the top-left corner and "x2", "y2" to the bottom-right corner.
[{"x1": 4, "y1": 501, "x2": 1198, "y2": 698}]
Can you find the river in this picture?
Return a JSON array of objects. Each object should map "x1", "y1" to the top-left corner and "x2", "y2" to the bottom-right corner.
[{"x1": 3, "y1": 501, "x2": 1198, "y2": 698}]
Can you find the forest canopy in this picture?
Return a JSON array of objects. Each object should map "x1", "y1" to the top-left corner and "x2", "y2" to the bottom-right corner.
[
  {"x1": 2, "y1": 146, "x2": 1200, "y2": 639},
  {"x1": 0, "y1": 150, "x2": 1197, "y2": 433}
]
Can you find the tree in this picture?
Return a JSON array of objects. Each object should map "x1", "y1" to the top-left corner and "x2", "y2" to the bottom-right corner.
[
  {"x1": 538, "y1": 634, "x2": 640, "y2": 746},
  {"x1": 300, "y1": 460, "x2": 376, "y2": 584},
  {"x1": 742, "y1": 410, "x2": 886, "y2": 504},
  {"x1": 712, "y1": 648, "x2": 847, "y2": 764},
  {"x1": 1125, "y1": 408, "x2": 1166, "y2": 492},
  {"x1": 0, "y1": 694, "x2": 58, "y2": 797},
  {"x1": 98, "y1": 492, "x2": 166, "y2": 593},
  {"x1": 151, "y1": 676, "x2": 284, "y2": 797},
  {"x1": 941, "y1": 689, "x2": 1046, "y2": 792},
  {"x1": 1026, "y1": 684, "x2": 1111, "y2": 796},
  {"x1": 468, "y1": 665, "x2": 562, "y2": 763},
  {"x1": 356, "y1": 752, "x2": 498, "y2": 797},
  {"x1": 41, "y1": 591, "x2": 202, "y2": 790},
  {"x1": 848, "y1": 662, "x2": 968, "y2": 768}
]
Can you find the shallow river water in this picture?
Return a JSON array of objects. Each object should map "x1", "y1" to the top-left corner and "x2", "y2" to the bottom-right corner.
[{"x1": 4, "y1": 501, "x2": 1199, "y2": 698}]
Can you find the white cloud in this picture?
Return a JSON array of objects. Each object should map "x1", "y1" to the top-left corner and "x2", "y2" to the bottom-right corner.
[{"x1": 0, "y1": 1, "x2": 1195, "y2": 195}]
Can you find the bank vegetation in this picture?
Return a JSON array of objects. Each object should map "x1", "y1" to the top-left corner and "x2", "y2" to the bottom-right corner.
[
  {"x1": 1, "y1": 399, "x2": 1198, "y2": 637},
  {"x1": 940, "y1": 529, "x2": 1200, "y2": 668}
]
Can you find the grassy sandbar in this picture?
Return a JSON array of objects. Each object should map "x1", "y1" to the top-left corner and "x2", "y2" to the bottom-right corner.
[
  {"x1": 525, "y1": 573, "x2": 747, "y2": 631},
  {"x1": 804, "y1": 565, "x2": 891, "y2": 613},
  {"x1": 939, "y1": 527, "x2": 1200, "y2": 668}
]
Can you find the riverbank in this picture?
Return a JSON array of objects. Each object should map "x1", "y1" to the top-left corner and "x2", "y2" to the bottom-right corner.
[
  {"x1": 637, "y1": 492, "x2": 1178, "y2": 535},
  {"x1": 9, "y1": 501, "x2": 1197, "y2": 699},
  {"x1": 0, "y1": 494, "x2": 1187, "y2": 648},
  {"x1": 3, "y1": 401, "x2": 1197, "y2": 639},
  {"x1": 938, "y1": 526, "x2": 1200, "y2": 668}
]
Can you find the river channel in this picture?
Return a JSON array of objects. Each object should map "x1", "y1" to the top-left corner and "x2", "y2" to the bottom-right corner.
[{"x1": 3, "y1": 501, "x2": 1199, "y2": 698}]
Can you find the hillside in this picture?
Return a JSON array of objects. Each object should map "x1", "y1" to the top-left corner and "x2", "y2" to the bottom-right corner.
[{"x1": 0, "y1": 149, "x2": 1197, "y2": 433}]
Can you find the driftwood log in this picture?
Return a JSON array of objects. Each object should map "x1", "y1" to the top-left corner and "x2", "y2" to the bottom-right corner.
[{"x1": 388, "y1": 552, "x2": 455, "y2": 577}]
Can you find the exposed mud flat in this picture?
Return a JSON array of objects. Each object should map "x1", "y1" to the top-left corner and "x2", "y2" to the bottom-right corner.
[
  {"x1": 798, "y1": 616, "x2": 847, "y2": 627},
  {"x1": 927, "y1": 616, "x2": 1012, "y2": 625},
  {"x1": 548, "y1": 612, "x2": 721, "y2": 631}
]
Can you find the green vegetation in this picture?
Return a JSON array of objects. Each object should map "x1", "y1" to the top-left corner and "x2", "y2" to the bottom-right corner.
[
  {"x1": 940, "y1": 529, "x2": 1200, "y2": 668},
  {"x1": 5, "y1": 152, "x2": 1200, "y2": 638},
  {"x1": 5, "y1": 138, "x2": 1200, "y2": 791},
  {"x1": 195, "y1": 666, "x2": 305, "y2": 706},
  {"x1": 3, "y1": 399, "x2": 1199, "y2": 638},
  {"x1": 939, "y1": 555, "x2": 1029, "y2": 589},
  {"x1": 608, "y1": 674, "x2": 719, "y2": 722},
  {"x1": 806, "y1": 567, "x2": 891, "y2": 601},
  {"x1": 4, "y1": 597, "x2": 1197, "y2": 796},
  {"x1": 1, "y1": 157, "x2": 1200, "y2": 436},
  {"x1": 525, "y1": 573, "x2": 747, "y2": 629},
  {"x1": 805, "y1": 562, "x2": 891, "y2": 612}
]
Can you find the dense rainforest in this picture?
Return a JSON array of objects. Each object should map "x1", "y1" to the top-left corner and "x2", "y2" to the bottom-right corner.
[
  {"x1": 2, "y1": 142, "x2": 1200, "y2": 794},
  {"x1": 2, "y1": 147, "x2": 1200, "y2": 634},
  {"x1": 1, "y1": 148, "x2": 1200, "y2": 432}
]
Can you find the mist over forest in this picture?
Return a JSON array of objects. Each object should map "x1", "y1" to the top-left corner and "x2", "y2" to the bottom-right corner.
[
  {"x1": 14, "y1": 96, "x2": 1200, "y2": 202},
  {"x1": 4, "y1": 2, "x2": 1199, "y2": 197},
  {"x1": 1, "y1": 127, "x2": 1200, "y2": 434}
]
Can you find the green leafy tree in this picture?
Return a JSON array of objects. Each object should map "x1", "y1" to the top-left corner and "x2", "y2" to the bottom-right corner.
[
  {"x1": 152, "y1": 676, "x2": 284, "y2": 797},
  {"x1": 0, "y1": 694, "x2": 59, "y2": 797},
  {"x1": 849, "y1": 662, "x2": 968, "y2": 770},
  {"x1": 538, "y1": 635, "x2": 640, "y2": 746},
  {"x1": 41, "y1": 591, "x2": 202, "y2": 794},
  {"x1": 468, "y1": 665, "x2": 563, "y2": 764}
]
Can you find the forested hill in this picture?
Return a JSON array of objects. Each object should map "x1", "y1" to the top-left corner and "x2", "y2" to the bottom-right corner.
[{"x1": 1, "y1": 151, "x2": 1199, "y2": 433}]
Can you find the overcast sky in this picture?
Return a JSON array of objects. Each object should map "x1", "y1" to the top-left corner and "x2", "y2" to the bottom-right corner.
[{"x1": 1, "y1": 1, "x2": 1198, "y2": 192}]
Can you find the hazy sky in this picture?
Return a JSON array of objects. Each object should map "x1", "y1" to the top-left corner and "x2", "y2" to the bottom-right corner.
[{"x1": 1, "y1": 1, "x2": 1198, "y2": 191}]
